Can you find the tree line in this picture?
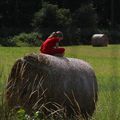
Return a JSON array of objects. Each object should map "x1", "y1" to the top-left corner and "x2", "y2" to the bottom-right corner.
[{"x1": 0, "y1": 0, "x2": 120, "y2": 46}]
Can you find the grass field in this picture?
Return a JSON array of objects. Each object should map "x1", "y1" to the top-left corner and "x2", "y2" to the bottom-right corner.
[{"x1": 0, "y1": 45, "x2": 120, "y2": 120}]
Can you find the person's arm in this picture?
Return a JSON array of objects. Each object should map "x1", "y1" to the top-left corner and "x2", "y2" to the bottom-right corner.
[
  {"x1": 48, "y1": 37, "x2": 60, "y2": 48},
  {"x1": 37, "y1": 35, "x2": 43, "y2": 43}
]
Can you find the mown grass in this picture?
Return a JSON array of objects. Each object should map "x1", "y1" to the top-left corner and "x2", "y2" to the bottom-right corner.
[{"x1": 0, "y1": 45, "x2": 120, "y2": 120}]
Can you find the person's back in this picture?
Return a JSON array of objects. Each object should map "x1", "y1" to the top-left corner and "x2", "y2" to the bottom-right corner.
[{"x1": 40, "y1": 31, "x2": 65, "y2": 56}]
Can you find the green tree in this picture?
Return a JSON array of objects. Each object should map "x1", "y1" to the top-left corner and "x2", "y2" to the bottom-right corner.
[
  {"x1": 0, "y1": 0, "x2": 42, "y2": 37},
  {"x1": 44, "y1": 0, "x2": 92, "y2": 11},
  {"x1": 72, "y1": 3, "x2": 98, "y2": 44},
  {"x1": 93, "y1": 0, "x2": 111, "y2": 28},
  {"x1": 32, "y1": 2, "x2": 72, "y2": 45}
]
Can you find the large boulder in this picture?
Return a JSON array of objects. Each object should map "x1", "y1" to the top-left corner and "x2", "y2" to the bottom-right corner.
[{"x1": 6, "y1": 53, "x2": 98, "y2": 119}]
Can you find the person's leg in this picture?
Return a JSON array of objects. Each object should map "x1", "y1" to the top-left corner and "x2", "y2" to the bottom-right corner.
[
  {"x1": 51, "y1": 48, "x2": 65, "y2": 55},
  {"x1": 54, "y1": 48, "x2": 65, "y2": 57},
  {"x1": 41, "y1": 48, "x2": 65, "y2": 56}
]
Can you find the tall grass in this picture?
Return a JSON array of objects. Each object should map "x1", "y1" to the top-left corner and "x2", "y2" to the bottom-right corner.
[{"x1": 0, "y1": 45, "x2": 120, "y2": 119}]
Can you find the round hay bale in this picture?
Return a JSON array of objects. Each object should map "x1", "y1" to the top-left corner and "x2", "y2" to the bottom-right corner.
[
  {"x1": 6, "y1": 53, "x2": 98, "y2": 119},
  {"x1": 91, "y1": 34, "x2": 109, "y2": 46}
]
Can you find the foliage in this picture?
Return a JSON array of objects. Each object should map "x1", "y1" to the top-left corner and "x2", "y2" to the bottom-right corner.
[
  {"x1": 32, "y1": 2, "x2": 81, "y2": 45},
  {"x1": 0, "y1": 0, "x2": 42, "y2": 28},
  {"x1": 32, "y1": 3, "x2": 58, "y2": 30},
  {"x1": 73, "y1": 3, "x2": 97, "y2": 28},
  {"x1": 0, "y1": 0, "x2": 120, "y2": 46},
  {"x1": 0, "y1": 37, "x2": 16, "y2": 46},
  {"x1": 32, "y1": 2, "x2": 72, "y2": 42},
  {"x1": 57, "y1": 8, "x2": 72, "y2": 27},
  {"x1": 72, "y1": 3, "x2": 98, "y2": 44},
  {"x1": 11, "y1": 32, "x2": 42, "y2": 47}
]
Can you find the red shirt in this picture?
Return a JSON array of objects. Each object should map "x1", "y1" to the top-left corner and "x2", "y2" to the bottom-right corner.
[{"x1": 40, "y1": 37, "x2": 60, "y2": 52}]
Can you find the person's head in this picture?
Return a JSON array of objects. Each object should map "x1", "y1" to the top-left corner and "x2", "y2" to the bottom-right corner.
[
  {"x1": 56, "y1": 31, "x2": 63, "y2": 40},
  {"x1": 48, "y1": 31, "x2": 63, "y2": 40}
]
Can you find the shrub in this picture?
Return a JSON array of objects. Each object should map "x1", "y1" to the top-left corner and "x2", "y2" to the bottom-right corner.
[
  {"x1": 0, "y1": 38, "x2": 16, "y2": 46},
  {"x1": 11, "y1": 32, "x2": 42, "y2": 47}
]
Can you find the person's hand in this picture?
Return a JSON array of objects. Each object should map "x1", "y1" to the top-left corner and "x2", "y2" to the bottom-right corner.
[
  {"x1": 56, "y1": 42, "x2": 59, "y2": 48},
  {"x1": 59, "y1": 37, "x2": 63, "y2": 41}
]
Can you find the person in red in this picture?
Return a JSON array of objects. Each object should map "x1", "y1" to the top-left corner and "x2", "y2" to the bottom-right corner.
[{"x1": 38, "y1": 31, "x2": 65, "y2": 56}]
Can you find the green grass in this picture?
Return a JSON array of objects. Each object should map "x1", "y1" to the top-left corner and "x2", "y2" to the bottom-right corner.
[{"x1": 0, "y1": 45, "x2": 120, "y2": 120}]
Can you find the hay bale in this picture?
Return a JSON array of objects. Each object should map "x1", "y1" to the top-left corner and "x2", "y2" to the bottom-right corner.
[
  {"x1": 6, "y1": 53, "x2": 98, "y2": 119},
  {"x1": 91, "y1": 34, "x2": 109, "y2": 46}
]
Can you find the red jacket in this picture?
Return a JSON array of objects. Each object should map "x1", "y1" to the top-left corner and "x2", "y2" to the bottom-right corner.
[{"x1": 40, "y1": 37, "x2": 65, "y2": 55}]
